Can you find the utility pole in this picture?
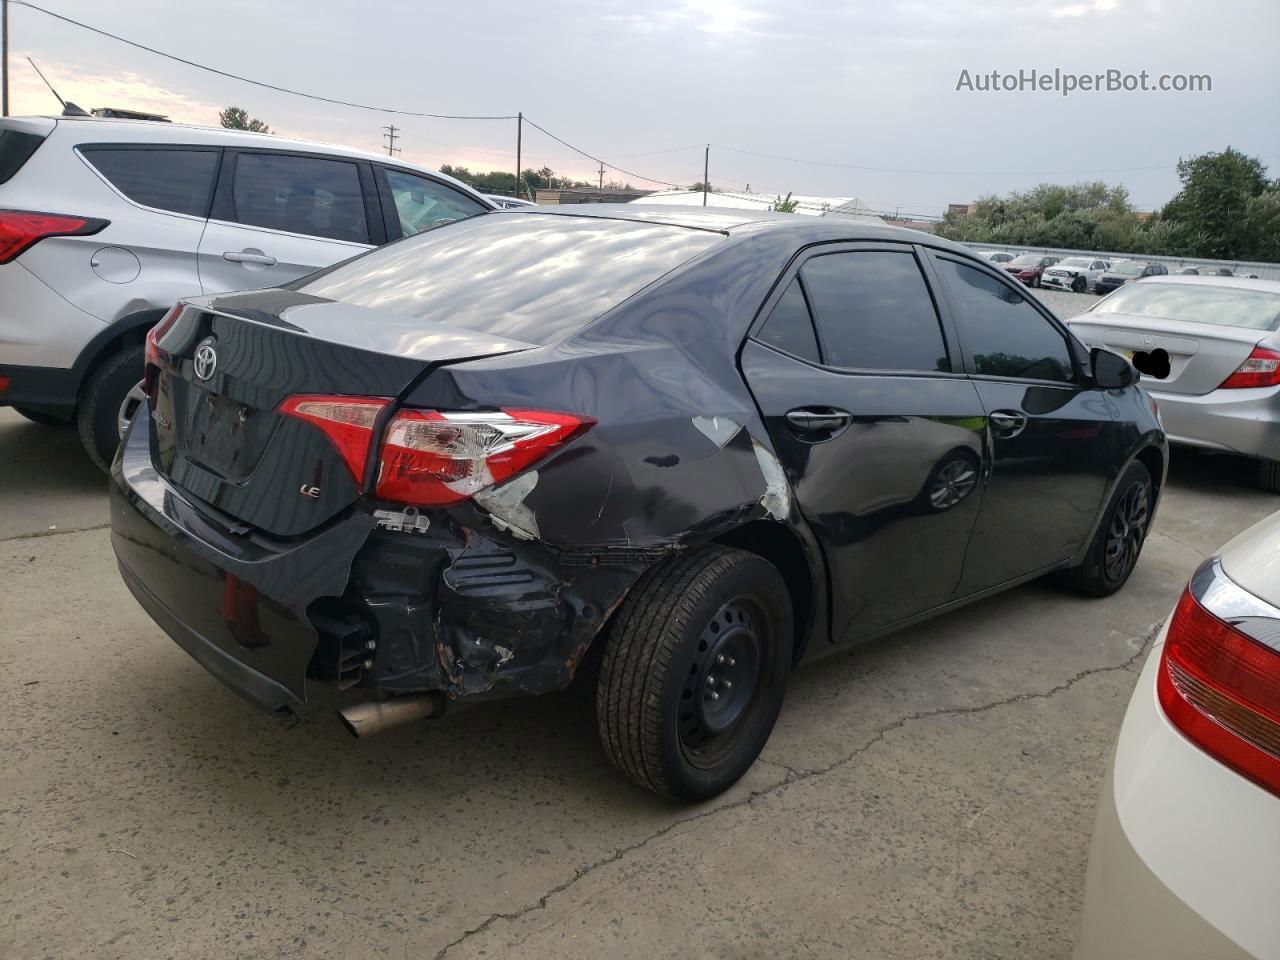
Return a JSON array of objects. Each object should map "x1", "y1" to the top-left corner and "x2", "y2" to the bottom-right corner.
[
  {"x1": 381, "y1": 124, "x2": 401, "y2": 157},
  {"x1": 598, "y1": 161, "x2": 604, "y2": 190},
  {"x1": 703, "y1": 144, "x2": 709, "y2": 207},
  {"x1": 514, "y1": 112, "x2": 523, "y2": 200},
  {"x1": 2, "y1": 0, "x2": 10, "y2": 117}
]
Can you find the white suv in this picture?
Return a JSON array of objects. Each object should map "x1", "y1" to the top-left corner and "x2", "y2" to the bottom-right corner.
[
  {"x1": 0, "y1": 115, "x2": 494, "y2": 468},
  {"x1": 1040, "y1": 256, "x2": 1111, "y2": 293}
]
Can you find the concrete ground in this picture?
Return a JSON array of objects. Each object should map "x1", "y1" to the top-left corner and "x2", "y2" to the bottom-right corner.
[{"x1": 1, "y1": 405, "x2": 1274, "y2": 960}]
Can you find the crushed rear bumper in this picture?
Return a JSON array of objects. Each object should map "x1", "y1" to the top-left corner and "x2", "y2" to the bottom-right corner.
[{"x1": 110, "y1": 405, "x2": 646, "y2": 714}]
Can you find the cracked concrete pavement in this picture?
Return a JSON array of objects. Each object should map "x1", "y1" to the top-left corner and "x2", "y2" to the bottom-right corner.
[{"x1": 1, "y1": 407, "x2": 1276, "y2": 959}]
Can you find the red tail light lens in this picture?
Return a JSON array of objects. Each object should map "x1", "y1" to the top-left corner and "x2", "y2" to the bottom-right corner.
[
  {"x1": 375, "y1": 409, "x2": 593, "y2": 505},
  {"x1": 1220, "y1": 346, "x2": 1280, "y2": 389},
  {"x1": 278, "y1": 395, "x2": 390, "y2": 483},
  {"x1": 143, "y1": 305, "x2": 184, "y2": 398},
  {"x1": 0, "y1": 210, "x2": 108, "y2": 264},
  {"x1": 1157, "y1": 572, "x2": 1280, "y2": 797}
]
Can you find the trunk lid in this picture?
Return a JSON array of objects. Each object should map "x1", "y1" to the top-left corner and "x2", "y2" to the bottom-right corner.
[
  {"x1": 149, "y1": 290, "x2": 536, "y2": 537},
  {"x1": 1067, "y1": 310, "x2": 1263, "y2": 396}
]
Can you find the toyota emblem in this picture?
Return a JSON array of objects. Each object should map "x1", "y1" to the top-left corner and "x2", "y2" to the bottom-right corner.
[{"x1": 193, "y1": 338, "x2": 218, "y2": 381}]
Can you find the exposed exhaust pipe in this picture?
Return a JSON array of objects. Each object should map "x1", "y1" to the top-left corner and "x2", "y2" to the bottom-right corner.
[{"x1": 338, "y1": 692, "x2": 447, "y2": 738}]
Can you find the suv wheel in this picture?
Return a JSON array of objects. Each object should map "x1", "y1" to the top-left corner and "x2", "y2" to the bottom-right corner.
[
  {"x1": 77, "y1": 345, "x2": 144, "y2": 471},
  {"x1": 1072, "y1": 276, "x2": 1087, "y2": 293},
  {"x1": 596, "y1": 546, "x2": 793, "y2": 801}
]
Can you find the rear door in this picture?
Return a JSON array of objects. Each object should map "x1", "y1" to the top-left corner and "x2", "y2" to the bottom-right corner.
[
  {"x1": 197, "y1": 150, "x2": 381, "y2": 293},
  {"x1": 742, "y1": 243, "x2": 988, "y2": 643},
  {"x1": 928, "y1": 253, "x2": 1116, "y2": 594}
]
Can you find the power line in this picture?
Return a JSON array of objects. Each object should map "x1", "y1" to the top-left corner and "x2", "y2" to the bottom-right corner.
[
  {"x1": 8, "y1": 0, "x2": 517, "y2": 120},
  {"x1": 521, "y1": 116, "x2": 686, "y2": 188}
]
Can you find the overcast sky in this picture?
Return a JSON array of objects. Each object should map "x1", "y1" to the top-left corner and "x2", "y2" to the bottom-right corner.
[{"x1": 7, "y1": 0, "x2": 1278, "y2": 214}]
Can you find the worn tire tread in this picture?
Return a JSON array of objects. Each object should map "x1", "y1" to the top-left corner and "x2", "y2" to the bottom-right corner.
[{"x1": 76, "y1": 346, "x2": 143, "y2": 472}]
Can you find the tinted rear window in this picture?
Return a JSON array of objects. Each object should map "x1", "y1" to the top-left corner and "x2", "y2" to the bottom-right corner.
[
  {"x1": 232, "y1": 153, "x2": 369, "y2": 243},
  {"x1": 0, "y1": 129, "x2": 46, "y2": 185},
  {"x1": 294, "y1": 214, "x2": 723, "y2": 344},
  {"x1": 1092, "y1": 282, "x2": 1280, "y2": 331},
  {"x1": 81, "y1": 146, "x2": 219, "y2": 217}
]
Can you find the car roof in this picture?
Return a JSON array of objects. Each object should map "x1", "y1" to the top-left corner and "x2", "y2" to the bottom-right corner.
[
  {"x1": 34, "y1": 115, "x2": 485, "y2": 199},
  {"x1": 1127, "y1": 274, "x2": 1280, "y2": 294},
  {"x1": 501, "y1": 202, "x2": 977, "y2": 253}
]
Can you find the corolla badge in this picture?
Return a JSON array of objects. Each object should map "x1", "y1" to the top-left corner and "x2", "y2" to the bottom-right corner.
[{"x1": 193, "y1": 338, "x2": 218, "y2": 381}]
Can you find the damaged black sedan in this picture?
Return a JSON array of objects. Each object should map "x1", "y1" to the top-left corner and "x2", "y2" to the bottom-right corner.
[{"x1": 111, "y1": 206, "x2": 1165, "y2": 801}]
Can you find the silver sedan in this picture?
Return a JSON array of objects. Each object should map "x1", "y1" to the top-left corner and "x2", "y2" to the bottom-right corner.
[{"x1": 1068, "y1": 275, "x2": 1280, "y2": 491}]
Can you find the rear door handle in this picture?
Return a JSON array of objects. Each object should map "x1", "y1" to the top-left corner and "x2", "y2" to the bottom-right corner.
[
  {"x1": 989, "y1": 410, "x2": 1028, "y2": 438},
  {"x1": 223, "y1": 251, "x2": 277, "y2": 266},
  {"x1": 785, "y1": 407, "x2": 852, "y2": 436}
]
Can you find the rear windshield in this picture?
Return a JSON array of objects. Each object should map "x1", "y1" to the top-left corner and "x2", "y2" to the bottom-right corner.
[
  {"x1": 1112, "y1": 262, "x2": 1145, "y2": 275},
  {"x1": 293, "y1": 213, "x2": 724, "y2": 344},
  {"x1": 0, "y1": 129, "x2": 47, "y2": 185},
  {"x1": 1091, "y1": 282, "x2": 1280, "y2": 330}
]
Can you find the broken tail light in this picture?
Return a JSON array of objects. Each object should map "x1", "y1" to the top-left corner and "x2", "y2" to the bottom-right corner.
[
  {"x1": 0, "y1": 209, "x2": 109, "y2": 264},
  {"x1": 375, "y1": 409, "x2": 593, "y2": 505},
  {"x1": 1219, "y1": 346, "x2": 1280, "y2": 389},
  {"x1": 278, "y1": 395, "x2": 391, "y2": 483},
  {"x1": 1157, "y1": 561, "x2": 1280, "y2": 798},
  {"x1": 143, "y1": 304, "x2": 184, "y2": 398}
]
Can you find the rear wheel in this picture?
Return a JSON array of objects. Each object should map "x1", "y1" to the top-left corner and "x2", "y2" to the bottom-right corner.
[
  {"x1": 596, "y1": 546, "x2": 793, "y2": 801},
  {"x1": 1058, "y1": 461, "x2": 1152, "y2": 597},
  {"x1": 77, "y1": 345, "x2": 144, "y2": 472},
  {"x1": 13, "y1": 407, "x2": 72, "y2": 427},
  {"x1": 1259, "y1": 460, "x2": 1280, "y2": 493}
]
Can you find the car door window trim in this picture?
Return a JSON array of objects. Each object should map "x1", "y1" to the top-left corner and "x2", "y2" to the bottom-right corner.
[
  {"x1": 208, "y1": 147, "x2": 377, "y2": 246},
  {"x1": 748, "y1": 240, "x2": 963, "y2": 379},
  {"x1": 927, "y1": 250, "x2": 1086, "y2": 386}
]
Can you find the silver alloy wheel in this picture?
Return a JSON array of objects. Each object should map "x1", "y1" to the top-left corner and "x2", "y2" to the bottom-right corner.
[
  {"x1": 929, "y1": 457, "x2": 979, "y2": 510},
  {"x1": 117, "y1": 381, "x2": 146, "y2": 438}
]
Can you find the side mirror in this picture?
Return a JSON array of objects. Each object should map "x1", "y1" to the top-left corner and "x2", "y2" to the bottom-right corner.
[{"x1": 1091, "y1": 347, "x2": 1136, "y2": 389}]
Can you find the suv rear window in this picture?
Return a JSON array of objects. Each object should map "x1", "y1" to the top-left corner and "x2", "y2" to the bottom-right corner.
[
  {"x1": 294, "y1": 214, "x2": 723, "y2": 344},
  {"x1": 80, "y1": 146, "x2": 219, "y2": 217},
  {"x1": 0, "y1": 129, "x2": 47, "y2": 185}
]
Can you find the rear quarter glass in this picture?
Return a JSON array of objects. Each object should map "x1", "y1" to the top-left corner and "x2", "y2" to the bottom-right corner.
[{"x1": 0, "y1": 129, "x2": 48, "y2": 184}]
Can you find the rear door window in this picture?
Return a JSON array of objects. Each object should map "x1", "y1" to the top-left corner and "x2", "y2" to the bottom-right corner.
[
  {"x1": 230, "y1": 153, "x2": 369, "y2": 243},
  {"x1": 382, "y1": 169, "x2": 487, "y2": 238},
  {"x1": 80, "y1": 146, "x2": 220, "y2": 217},
  {"x1": 799, "y1": 250, "x2": 950, "y2": 372},
  {"x1": 934, "y1": 257, "x2": 1075, "y2": 383}
]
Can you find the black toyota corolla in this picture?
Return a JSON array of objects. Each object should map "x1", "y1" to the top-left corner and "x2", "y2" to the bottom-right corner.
[{"x1": 111, "y1": 206, "x2": 1166, "y2": 801}]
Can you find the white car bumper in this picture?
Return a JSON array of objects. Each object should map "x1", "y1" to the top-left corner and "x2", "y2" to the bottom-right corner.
[{"x1": 1075, "y1": 623, "x2": 1280, "y2": 959}]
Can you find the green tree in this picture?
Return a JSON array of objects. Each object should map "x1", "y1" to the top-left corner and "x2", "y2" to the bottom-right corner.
[
  {"x1": 772, "y1": 192, "x2": 799, "y2": 213},
  {"x1": 1160, "y1": 148, "x2": 1271, "y2": 259},
  {"x1": 218, "y1": 106, "x2": 271, "y2": 134}
]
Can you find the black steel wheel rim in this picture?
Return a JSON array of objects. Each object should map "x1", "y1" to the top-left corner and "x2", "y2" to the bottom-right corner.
[
  {"x1": 1103, "y1": 479, "x2": 1149, "y2": 582},
  {"x1": 679, "y1": 598, "x2": 767, "y2": 769},
  {"x1": 929, "y1": 457, "x2": 978, "y2": 510}
]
